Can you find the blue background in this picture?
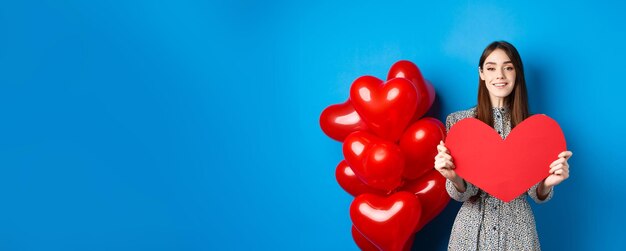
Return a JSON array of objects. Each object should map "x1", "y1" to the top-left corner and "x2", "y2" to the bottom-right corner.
[{"x1": 1, "y1": 0, "x2": 625, "y2": 250}]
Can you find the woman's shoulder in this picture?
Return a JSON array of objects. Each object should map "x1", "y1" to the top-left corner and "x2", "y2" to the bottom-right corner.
[
  {"x1": 447, "y1": 106, "x2": 477, "y2": 122},
  {"x1": 445, "y1": 106, "x2": 477, "y2": 131}
]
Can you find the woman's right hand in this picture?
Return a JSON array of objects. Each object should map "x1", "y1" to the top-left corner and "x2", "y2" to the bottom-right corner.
[{"x1": 434, "y1": 140, "x2": 459, "y2": 181}]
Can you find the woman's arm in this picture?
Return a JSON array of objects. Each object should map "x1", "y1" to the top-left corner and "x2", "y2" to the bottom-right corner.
[
  {"x1": 536, "y1": 182, "x2": 553, "y2": 201},
  {"x1": 529, "y1": 150, "x2": 573, "y2": 203},
  {"x1": 445, "y1": 178, "x2": 479, "y2": 202},
  {"x1": 436, "y1": 140, "x2": 479, "y2": 201},
  {"x1": 450, "y1": 175, "x2": 466, "y2": 192},
  {"x1": 438, "y1": 111, "x2": 479, "y2": 201},
  {"x1": 528, "y1": 181, "x2": 553, "y2": 204}
]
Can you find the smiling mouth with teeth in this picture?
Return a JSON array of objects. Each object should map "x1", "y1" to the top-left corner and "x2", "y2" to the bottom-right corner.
[{"x1": 493, "y1": 83, "x2": 507, "y2": 87}]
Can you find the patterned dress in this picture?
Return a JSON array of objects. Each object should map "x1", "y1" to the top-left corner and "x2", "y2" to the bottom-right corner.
[{"x1": 445, "y1": 106, "x2": 553, "y2": 251}]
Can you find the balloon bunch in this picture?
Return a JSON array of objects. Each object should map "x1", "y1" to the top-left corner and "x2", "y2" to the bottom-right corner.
[{"x1": 320, "y1": 61, "x2": 450, "y2": 251}]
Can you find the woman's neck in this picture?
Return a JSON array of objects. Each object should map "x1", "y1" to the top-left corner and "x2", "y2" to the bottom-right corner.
[{"x1": 490, "y1": 97, "x2": 507, "y2": 108}]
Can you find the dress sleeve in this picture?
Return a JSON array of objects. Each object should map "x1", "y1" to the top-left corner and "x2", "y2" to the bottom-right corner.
[
  {"x1": 446, "y1": 179, "x2": 479, "y2": 202},
  {"x1": 527, "y1": 181, "x2": 553, "y2": 204},
  {"x1": 444, "y1": 113, "x2": 479, "y2": 201},
  {"x1": 445, "y1": 113, "x2": 455, "y2": 132}
]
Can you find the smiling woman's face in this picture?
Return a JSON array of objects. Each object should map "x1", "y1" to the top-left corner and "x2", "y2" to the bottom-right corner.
[{"x1": 480, "y1": 48, "x2": 516, "y2": 104}]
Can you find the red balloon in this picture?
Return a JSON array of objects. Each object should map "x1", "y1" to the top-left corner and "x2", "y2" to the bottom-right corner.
[
  {"x1": 350, "y1": 76, "x2": 418, "y2": 142},
  {"x1": 401, "y1": 170, "x2": 450, "y2": 232},
  {"x1": 403, "y1": 236, "x2": 415, "y2": 251},
  {"x1": 399, "y1": 117, "x2": 446, "y2": 180},
  {"x1": 320, "y1": 100, "x2": 369, "y2": 142},
  {"x1": 387, "y1": 60, "x2": 435, "y2": 121},
  {"x1": 336, "y1": 160, "x2": 386, "y2": 197},
  {"x1": 351, "y1": 225, "x2": 380, "y2": 251},
  {"x1": 351, "y1": 225, "x2": 415, "y2": 251},
  {"x1": 351, "y1": 192, "x2": 421, "y2": 251},
  {"x1": 343, "y1": 131, "x2": 405, "y2": 192}
]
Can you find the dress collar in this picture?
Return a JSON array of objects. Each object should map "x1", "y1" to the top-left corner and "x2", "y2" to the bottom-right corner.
[{"x1": 491, "y1": 106, "x2": 509, "y2": 114}]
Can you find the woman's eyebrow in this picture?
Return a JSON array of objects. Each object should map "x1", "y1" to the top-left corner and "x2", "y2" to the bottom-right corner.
[{"x1": 485, "y1": 61, "x2": 513, "y2": 65}]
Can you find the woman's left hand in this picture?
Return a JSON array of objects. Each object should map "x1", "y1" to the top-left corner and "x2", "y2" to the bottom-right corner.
[{"x1": 543, "y1": 150, "x2": 573, "y2": 187}]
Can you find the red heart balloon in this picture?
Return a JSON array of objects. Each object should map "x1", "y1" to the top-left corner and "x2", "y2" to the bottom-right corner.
[
  {"x1": 336, "y1": 160, "x2": 386, "y2": 197},
  {"x1": 351, "y1": 191, "x2": 421, "y2": 251},
  {"x1": 400, "y1": 170, "x2": 450, "y2": 231},
  {"x1": 352, "y1": 225, "x2": 415, "y2": 251},
  {"x1": 351, "y1": 225, "x2": 380, "y2": 251},
  {"x1": 343, "y1": 131, "x2": 405, "y2": 192},
  {"x1": 320, "y1": 99, "x2": 369, "y2": 142},
  {"x1": 399, "y1": 117, "x2": 446, "y2": 180},
  {"x1": 350, "y1": 76, "x2": 417, "y2": 142},
  {"x1": 446, "y1": 115, "x2": 567, "y2": 202},
  {"x1": 387, "y1": 60, "x2": 435, "y2": 121}
]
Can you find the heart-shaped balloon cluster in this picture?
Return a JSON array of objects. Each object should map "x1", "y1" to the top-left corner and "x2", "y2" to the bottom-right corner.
[{"x1": 320, "y1": 61, "x2": 450, "y2": 251}]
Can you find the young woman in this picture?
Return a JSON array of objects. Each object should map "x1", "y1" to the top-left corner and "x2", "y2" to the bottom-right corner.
[{"x1": 434, "y1": 41, "x2": 573, "y2": 250}]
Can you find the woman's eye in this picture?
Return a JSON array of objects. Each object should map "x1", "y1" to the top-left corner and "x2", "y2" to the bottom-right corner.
[
  {"x1": 487, "y1": 68, "x2": 495, "y2": 71},
  {"x1": 505, "y1": 66, "x2": 514, "y2": 71}
]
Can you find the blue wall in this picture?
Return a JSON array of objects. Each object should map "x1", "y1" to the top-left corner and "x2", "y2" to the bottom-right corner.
[{"x1": 1, "y1": 0, "x2": 624, "y2": 250}]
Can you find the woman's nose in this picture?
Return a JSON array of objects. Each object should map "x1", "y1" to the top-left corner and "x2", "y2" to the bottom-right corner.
[{"x1": 496, "y1": 69, "x2": 505, "y2": 79}]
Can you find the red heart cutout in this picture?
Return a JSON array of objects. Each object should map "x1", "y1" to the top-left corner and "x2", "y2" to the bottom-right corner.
[
  {"x1": 400, "y1": 170, "x2": 450, "y2": 231},
  {"x1": 387, "y1": 60, "x2": 435, "y2": 121},
  {"x1": 350, "y1": 76, "x2": 418, "y2": 142},
  {"x1": 319, "y1": 99, "x2": 369, "y2": 142},
  {"x1": 445, "y1": 115, "x2": 566, "y2": 202},
  {"x1": 351, "y1": 192, "x2": 421, "y2": 251},
  {"x1": 399, "y1": 117, "x2": 446, "y2": 180},
  {"x1": 335, "y1": 160, "x2": 386, "y2": 197},
  {"x1": 343, "y1": 131, "x2": 405, "y2": 192}
]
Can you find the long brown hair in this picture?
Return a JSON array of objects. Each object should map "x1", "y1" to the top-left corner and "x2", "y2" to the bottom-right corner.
[
  {"x1": 476, "y1": 41, "x2": 529, "y2": 128},
  {"x1": 471, "y1": 41, "x2": 530, "y2": 203}
]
